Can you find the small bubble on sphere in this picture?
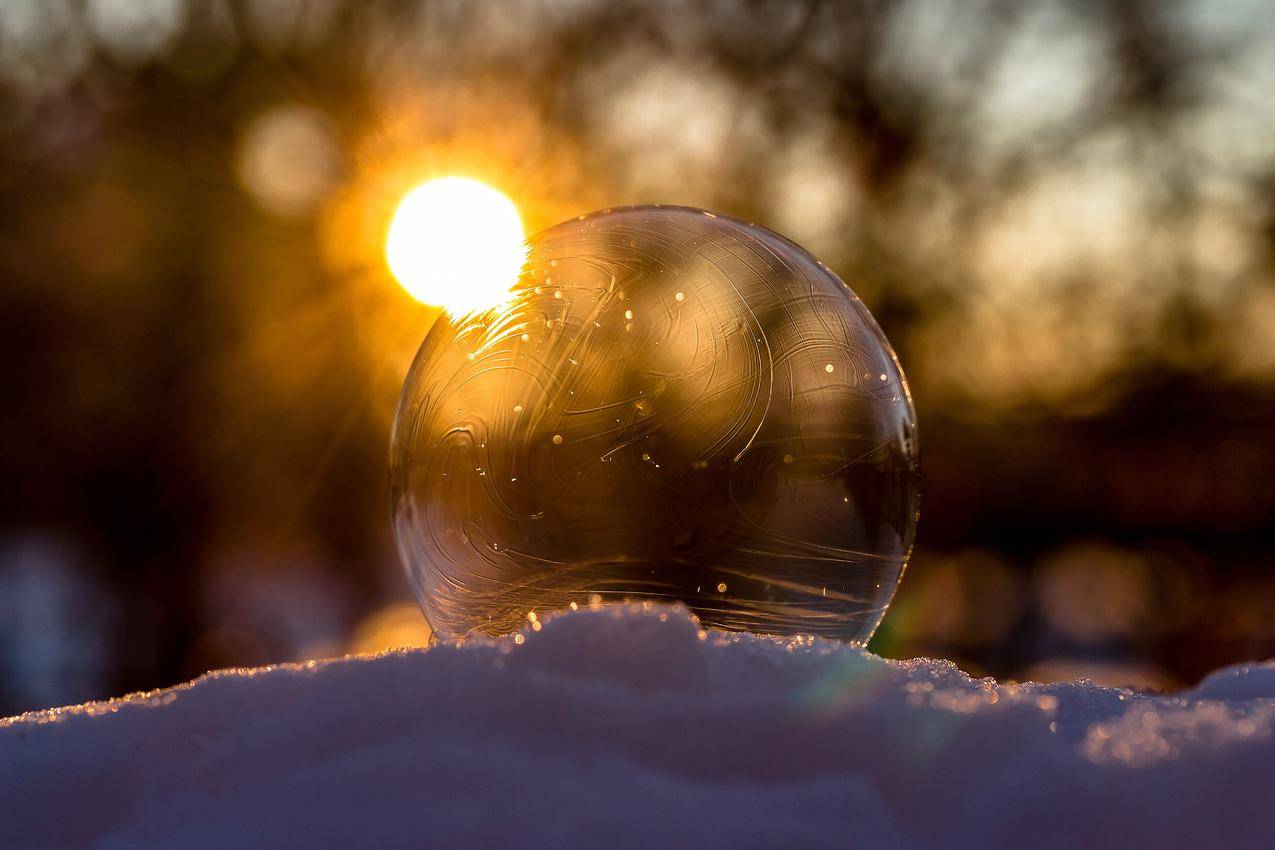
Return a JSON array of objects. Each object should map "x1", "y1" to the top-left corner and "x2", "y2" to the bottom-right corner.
[{"x1": 390, "y1": 206, "x2": 919, "y2": 643}]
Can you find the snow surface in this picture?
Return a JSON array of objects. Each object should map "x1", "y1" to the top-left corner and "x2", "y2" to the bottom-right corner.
[{"x1": 3, "y1": 603, "x2": 1275, "y2": 849}]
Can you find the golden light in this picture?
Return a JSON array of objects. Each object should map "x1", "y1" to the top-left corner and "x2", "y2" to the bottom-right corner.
[{"x1": 385, "y1": 176, "x2": 526, "y2": 315}]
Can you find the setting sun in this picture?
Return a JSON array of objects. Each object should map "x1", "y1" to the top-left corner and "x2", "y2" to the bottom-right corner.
[{"x1": 386, "y1": 176, "x2": 526, "y2": 315}]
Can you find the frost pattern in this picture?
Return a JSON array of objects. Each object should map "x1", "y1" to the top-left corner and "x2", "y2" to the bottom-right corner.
[{"x1": 391, "y1": 206, "x2": 919, "y2": 641}]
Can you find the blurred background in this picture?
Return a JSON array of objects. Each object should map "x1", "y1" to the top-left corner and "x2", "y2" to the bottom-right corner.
[{"x1": 1, "y1": 0, "x2": 1273, "y2": 714}]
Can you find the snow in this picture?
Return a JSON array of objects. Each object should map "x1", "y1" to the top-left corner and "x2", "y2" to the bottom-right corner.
[{"x1": 3, "y1": 603, "x2": 1274, "y2": 849}]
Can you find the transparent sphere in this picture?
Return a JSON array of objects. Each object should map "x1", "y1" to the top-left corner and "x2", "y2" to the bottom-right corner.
[{"x1": 391, "y1": 206, "x2": 919, "y2": 643}]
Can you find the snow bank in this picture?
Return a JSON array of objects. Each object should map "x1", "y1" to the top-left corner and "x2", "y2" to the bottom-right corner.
[{"x1": 3, "y1": 603, "x2": 1274, "y2": 849}]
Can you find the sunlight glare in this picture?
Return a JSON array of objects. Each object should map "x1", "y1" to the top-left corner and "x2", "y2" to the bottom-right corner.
[{"x1": 386, "y1": 177, "x2": 526, "y2": 315}]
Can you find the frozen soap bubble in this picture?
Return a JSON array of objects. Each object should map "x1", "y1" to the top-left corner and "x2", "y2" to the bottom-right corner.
[{"x1": 391, "y1": 205, "x2": 919, "y2": 643}]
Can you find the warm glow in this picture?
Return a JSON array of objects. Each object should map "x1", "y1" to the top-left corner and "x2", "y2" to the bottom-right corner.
[{"x1": 386, "y1": 177, "x2": 526, "y2": 314}]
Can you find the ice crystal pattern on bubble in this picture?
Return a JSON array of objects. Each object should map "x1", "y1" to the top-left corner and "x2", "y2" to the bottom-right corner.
[{"x1": 391, "y1": 206, "x2": 919, "y2": 642}]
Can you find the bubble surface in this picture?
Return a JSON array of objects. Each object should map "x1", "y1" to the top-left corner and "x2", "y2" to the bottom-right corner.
[{"x1": 391, "y1": 206, "x2": 919, "y2": 643}]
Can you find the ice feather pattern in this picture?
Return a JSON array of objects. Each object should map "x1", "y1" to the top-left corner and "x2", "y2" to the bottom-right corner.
[{"x1": 391, "y1": 206, "x2": 919, "y2": 642}]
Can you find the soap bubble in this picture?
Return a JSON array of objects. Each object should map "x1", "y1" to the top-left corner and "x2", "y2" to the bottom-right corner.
[{"x1": 391, "y1": 205, "x2": 919, "y2": 643}]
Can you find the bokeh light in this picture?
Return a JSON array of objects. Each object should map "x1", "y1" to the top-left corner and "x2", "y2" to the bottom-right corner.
[
  {"x1": 1035, "y1": 542, "x2": 1152, "y2": 644},
  {"x1": 236, "y1": 105, "x2": 342, "y2": 218},
  {"x1": 348, "y1": 603, "x2": 432, "y2": 654}
]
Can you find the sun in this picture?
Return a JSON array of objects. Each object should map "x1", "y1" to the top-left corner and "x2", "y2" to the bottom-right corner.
[{"x1": 386, "y1": 177, "x2": 527, "y2": 315}]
